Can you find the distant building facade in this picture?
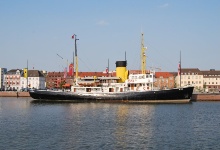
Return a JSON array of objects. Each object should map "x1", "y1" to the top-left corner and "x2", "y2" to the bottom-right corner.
[
  {"x1": 20, "y1": 70, "x2": 46, "y2": 89},
  {"x1": 3, "y1": 69, "x2": 45, "y2": 91},
  {"x1": 0, "y1": 68, "x2": 7, "y2": 90},
  {"x1": 176, "y1": 68, "x2": 203, "y2": 90},
  {"x1": 176, "y1": 68, "x2": 220, "y2": 92},
  {"x1": 4, "y1": 69, "x2": 22, "y2": 91},
  {"x1": 202, "y1": 69, "x2": 220, "y2": 92},
  {"x1": 154, "y1": 72, "x2": 175, "y2": 89},
  {"x1": 46, "y1": 72, "x2": 69, "y2": 89}
]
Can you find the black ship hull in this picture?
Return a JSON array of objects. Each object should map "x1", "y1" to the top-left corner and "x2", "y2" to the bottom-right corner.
[{"x1": 29, "y1": 86, "x2": 194, "y2": 103}]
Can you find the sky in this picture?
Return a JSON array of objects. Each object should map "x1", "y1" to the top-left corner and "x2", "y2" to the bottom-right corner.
[{"x1": 0, "y1": 0, "x2": 220, "y2": 72}]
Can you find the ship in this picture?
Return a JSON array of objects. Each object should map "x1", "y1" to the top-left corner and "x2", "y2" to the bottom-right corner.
[{"x1": 29, "y1": 33, "x2": 194, "y2": 103}]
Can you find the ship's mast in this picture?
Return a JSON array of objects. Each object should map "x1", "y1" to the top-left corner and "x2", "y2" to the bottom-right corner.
[
  {"x1": 180, "y1": 51, "x2": 182, "y2": 87},
  {"x1": 141, "y1": 33, "x2": 147, "y2": 74},
  {"x1": 27, "y1": 60, "x2": 28, "y2": 89},
  {"x1": 72, "y1": 34, "x2": 79, "y2": 84}
]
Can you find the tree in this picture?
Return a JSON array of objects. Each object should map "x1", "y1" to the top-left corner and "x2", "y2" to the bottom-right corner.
[{"x1": 203, "y1": 83, "x2": 206, "y2": 92}]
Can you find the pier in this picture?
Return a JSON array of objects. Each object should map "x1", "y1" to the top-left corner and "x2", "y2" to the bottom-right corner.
[
  {"x1": 191, "y1": 93, "x2": 220, "y2": 101},
  {"x1": 0, "y1": 91, "x2": 30, "y2": 97}
]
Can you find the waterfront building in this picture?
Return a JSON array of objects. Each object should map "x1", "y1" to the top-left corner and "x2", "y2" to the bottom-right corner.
[
  {"x1": 46, "y1": 72, "x2": 67, "y2": 89},
  {"x1": 4, "y1": 69, "x2": 22, "y2": 91},
  {"x1": 176, "y1": 68, "x2": 220, "y2": 92},
  {"x1": 202, "y1": 69, "x2": 220, "y2": 92},
  {"x1": 20, "y1": 70, "x2": 45, "y2": 90},
  {"x1": 154, "y1": 72, "x2": 175, "y2": 89},
  {"x1": 0, "y1": 68, "x2": 7, "y2": 90},
  {"x1": 176, "y1": 68, "x2": 203, "y2": 91}
]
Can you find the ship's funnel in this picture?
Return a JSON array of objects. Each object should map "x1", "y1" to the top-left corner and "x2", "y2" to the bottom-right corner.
[{"x1": 116, "y1": 61, "x2": 128, "y2": 83}]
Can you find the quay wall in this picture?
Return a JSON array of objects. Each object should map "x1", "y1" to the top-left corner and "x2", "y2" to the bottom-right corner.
[
  {"x1": 191, "y1": 93, "x2": 220, "y2": 101},
  {"x1": 0, "y1": 91, "x2": 30, "y2": 97}
]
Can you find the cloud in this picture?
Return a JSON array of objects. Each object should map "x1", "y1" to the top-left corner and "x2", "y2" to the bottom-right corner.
[
  {"x1": 159, "y1": 3, "x2": 169, "y2": 8},
  {"x1": 96, "y1": 20, "x2": 109, "y2": 26}
]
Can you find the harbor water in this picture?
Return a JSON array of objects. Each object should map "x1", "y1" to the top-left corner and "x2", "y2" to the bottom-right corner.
[{"x1": 0, "y1": 97, "x2": 220, "y2": 150}]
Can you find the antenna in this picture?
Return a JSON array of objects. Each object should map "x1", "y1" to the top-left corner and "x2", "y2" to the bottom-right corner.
[
  {"x1": 108, "y1": 59, "x2": 109, "y2": 77},
  {"x1": 125, "y1": 51, "x2": 127, "y2": 66},
  {"x1": 125, "y1": 51, "x2": 126, "y2": 61}
]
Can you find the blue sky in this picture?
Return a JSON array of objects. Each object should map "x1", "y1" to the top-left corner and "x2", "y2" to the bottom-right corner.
[{"x1": 1, "y1": 0, "x2": 220, "y2": 72}]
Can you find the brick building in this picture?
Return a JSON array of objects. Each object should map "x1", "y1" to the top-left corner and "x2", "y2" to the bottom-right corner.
[
  {"x1": 154, "y1": 72, "x2": 175, "y2": 89},
  {"x1": 46, "y1": 71, "x2": 115, "y2": 89}
]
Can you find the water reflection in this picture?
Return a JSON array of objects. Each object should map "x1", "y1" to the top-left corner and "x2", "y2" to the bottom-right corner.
[{"x1": 1, "y1": 98, "x2": 220, "y2": 149}]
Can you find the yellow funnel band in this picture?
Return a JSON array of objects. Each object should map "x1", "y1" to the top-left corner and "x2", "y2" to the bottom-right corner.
[{"x1": 116, "y1": 67, "x2": 127, "y2": 83}]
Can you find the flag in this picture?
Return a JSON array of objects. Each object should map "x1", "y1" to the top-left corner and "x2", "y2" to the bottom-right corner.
[
  {"x1": 106, "y1": 67, "x2": 108, "y2": 73},
  {"x1": 178, "y1": 62, "x2": 181, "y2": 76},
  {"x1": 68, "y1": 63, "x2": 74, "y2": 76},
  {"x1": 72, "y1": 35, "x2": 74, "y2": 39},
  {"x1": 24, "y1": 68, "x2": 28, "y2": 78}
]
